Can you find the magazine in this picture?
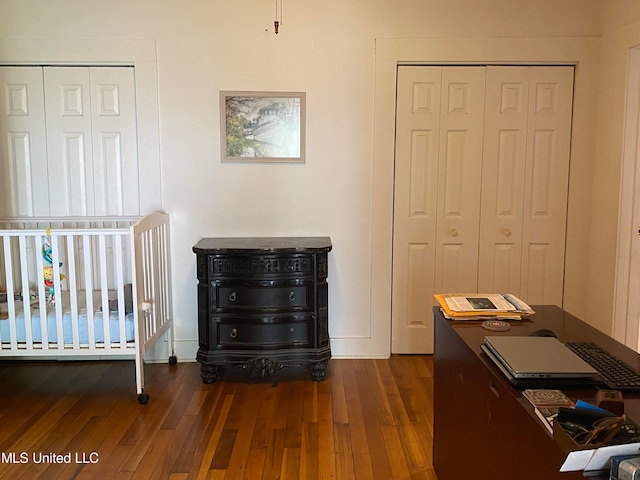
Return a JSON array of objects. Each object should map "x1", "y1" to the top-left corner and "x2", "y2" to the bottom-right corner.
[{"x1": 434, "y1": 293, "x2": 535, "y2": 320}]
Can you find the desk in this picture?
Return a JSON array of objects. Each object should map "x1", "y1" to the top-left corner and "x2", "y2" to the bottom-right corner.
[{"x1": 433, "y1": 305, "x2": 640, "y2": 480}]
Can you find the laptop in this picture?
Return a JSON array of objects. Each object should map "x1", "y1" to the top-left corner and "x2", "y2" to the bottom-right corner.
[{"x1": 481, "y1": 335, "x2": 600, "y2": 388}]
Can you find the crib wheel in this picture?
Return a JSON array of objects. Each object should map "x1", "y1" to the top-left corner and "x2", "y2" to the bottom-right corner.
[
  {"x1": 138, "y1": 392, "x2": 150, "y2": 404},
  {"x1": 169, "y1": 355, "x2": 178, "y2": 366}
]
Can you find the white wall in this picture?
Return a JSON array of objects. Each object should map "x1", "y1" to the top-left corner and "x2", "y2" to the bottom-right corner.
[
  {"x1": 0, "y1": 0, "x2": 609, "y2": 359},
  {"x1": 588, "y1": 1, "x2": 640, "y2": 336}
]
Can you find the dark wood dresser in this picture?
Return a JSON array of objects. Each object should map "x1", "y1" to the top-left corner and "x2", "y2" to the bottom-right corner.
[{"x1": 193, "y1": 237, "x2": 332, "y2": 383}]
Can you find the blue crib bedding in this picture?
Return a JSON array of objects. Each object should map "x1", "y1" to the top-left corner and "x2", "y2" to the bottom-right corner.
[{"x1": 0, "y1": 292, "x2": 135, "y2": 345}]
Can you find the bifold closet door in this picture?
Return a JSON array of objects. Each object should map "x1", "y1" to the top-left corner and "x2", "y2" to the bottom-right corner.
[
  {"x1": 391, "y1": 66, "x2": 486, "y2": 353},
  {"x1": 478, "y1": 66, "x2": 573, "y2": 305},
  {"x1": 44, "y1": 67, "x2": 139, "y2": 216},
  {"x1": 391, "y1": 65, "x2": 574, "y2": 354},
  {"x1": 0, "y1": 66, "x2": 139, "y2": 218},
  {"x1": 0, "y1": 67, "x2": 49, "y2": 217}
]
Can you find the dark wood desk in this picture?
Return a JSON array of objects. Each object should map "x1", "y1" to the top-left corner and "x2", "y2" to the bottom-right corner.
[{"x1": 433, "y1": 305, "x2": 640, "y2": 480}]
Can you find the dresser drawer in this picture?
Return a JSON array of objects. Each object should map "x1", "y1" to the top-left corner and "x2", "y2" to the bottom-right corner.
[
  {"x1": 213, "y1": 280, "x2": 311, "y2": 310},
  {"x1": 217, "y1": 320, "x2": 311, "y2": 348},
  {"x1": 210, "y1": 254, "x2": 313, "y2": 277}
]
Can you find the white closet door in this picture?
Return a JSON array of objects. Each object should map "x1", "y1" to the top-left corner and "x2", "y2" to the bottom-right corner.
[
  {"x1": 90, "y1": 67, "x2": 139, "y2": 216},
  {"x1": 392, "y1": 66, "x2": 485, "y2": 353},
  {"x1": 478, "y1": 67, "x2": 530, "y2": 295},
  {"x1": 434, "y1": 67, "x2": 486, "y2": 295},
  {"x1": 392, "y1": 67, "x2": 442, "y2": 353},
  {"x1": 44, "y1": 67, "x2": 93, "y2": 216},
  {"x1": 392, "y1": 65, "x2": 574, "y2": 354},
  {"x1": 0, "y1": 67, "x2": 49, "y2": 216},
  {"x1": 479, "y1": 66, "x2": 573, "y2": 304},
  {"x1": 44, "y1": 67, "x2": 139, "y2": 216},
  {"x1": 520, "y1": 66, "x2": 574, "y2": 305}
]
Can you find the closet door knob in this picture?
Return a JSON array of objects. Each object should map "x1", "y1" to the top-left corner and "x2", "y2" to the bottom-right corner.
[
  {"x1": 501, "y1": 227, "x2": 512, "y2": 237},
  {"x1": 449, "y1": 228, "x2": 458, "y2": 237}
]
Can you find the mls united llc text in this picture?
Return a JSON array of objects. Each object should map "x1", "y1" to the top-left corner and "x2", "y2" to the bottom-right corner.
[{"x1": 1, "y1": 451, "x2": 99, "y2": 464}]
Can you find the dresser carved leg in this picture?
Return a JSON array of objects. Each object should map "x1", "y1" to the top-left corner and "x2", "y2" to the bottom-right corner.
[
  {"x1": 200, "y1": 363, "x2": 218, "y2": 384},
  {"x1": 310, "y1": 360, "x2": 328, "y2": 381}
]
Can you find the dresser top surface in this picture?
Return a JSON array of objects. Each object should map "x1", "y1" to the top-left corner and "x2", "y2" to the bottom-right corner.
[{"x1": 193, "y1": 237, "x2": 332, "y2": 254}]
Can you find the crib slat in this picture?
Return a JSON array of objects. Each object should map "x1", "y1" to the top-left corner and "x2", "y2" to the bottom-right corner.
[
  {"x1": 82, "y1": 234, "x2": 96, "y2": 350},
  {"x1": 98, "y1": 235, "x2": 111, "y2": 350},
  {"x1": 114, "y1": 234, "x2": 127, "y2": 350},
  {"x1": 2, "y1": 236, "x2": 17, "y2": 349},
  {"x1": 18, "y1": 235, "x2": 34, "y2": 349},
  {"x1": 158, "y1": 224, "x2": 170, "y2": 328},
  {"x1": 158, "y1": 224, "x2": 168, "y2": 326},
  {"x1": 34, "y1": 236, "x2": 49, "y2": 348},
  {"x1": 51, "y1": 235, "x2": 64, "y2": 350},
  {"x1": 142, "y1": 229, "x2": 153, "y2": 341},
  {"x1": 66, "y1": 234, "x2": 80, "y2": 349}
]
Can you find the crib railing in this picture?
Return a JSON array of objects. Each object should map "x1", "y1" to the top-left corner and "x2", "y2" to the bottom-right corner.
[
  {"x1": 0, "y1": 216, "x2": 150, "y2": 351},
  {"x1": 131, "y1": 212, "x2": 173, "y2": 350}
]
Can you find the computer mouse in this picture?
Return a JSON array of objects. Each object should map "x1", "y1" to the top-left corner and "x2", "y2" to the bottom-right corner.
[{"x1": 530, "y1": 329, "x2": 557, "y2": 338}]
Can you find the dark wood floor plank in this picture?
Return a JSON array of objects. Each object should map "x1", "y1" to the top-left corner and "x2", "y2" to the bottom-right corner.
[
  {"x1": 260, "y1": 428, "x2": 286, "y2": 480},
  {"x1": 340, "y1": 360, "x2": 370, "y2": 456},
  {"x1": 333, "y1": 423, "x2": 356, "y2": 480},
  {"x1": 210, "y1": 429, "x2": 237, "y2": 470},
  {"x1": 192, "y1": 393, "x2": 234, "y2": 479},
  {"x1": 299, "y1": 422, "x2": 318, "y2": 480},
  {"x1": 317, "y1": 392, "x2": 337, "y2": 480},
  {"x1": 355, "y1": 363, "x2": 394, "y2": 479},
  {"x1": 224, "y1": 383, "x2": 264, "y2": 478}
]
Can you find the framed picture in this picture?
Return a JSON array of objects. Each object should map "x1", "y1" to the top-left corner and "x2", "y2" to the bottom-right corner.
[{"x1": 220, "y1": 91, "x2": 306, "y2": 163}]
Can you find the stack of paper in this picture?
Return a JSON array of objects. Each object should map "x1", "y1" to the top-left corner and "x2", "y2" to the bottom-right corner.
[{"x1": 434, "y1": 293, "x2": 535, "y2": 320}]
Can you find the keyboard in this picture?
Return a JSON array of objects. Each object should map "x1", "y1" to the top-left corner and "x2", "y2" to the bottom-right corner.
[{"x1": 566, "y1": 341, "x2": 640, "y2": 391}]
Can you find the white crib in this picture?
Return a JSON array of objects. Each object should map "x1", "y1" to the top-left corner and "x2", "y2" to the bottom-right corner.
[{"x1": 0, "y1": 211, "x2": 174, "y2": 404}]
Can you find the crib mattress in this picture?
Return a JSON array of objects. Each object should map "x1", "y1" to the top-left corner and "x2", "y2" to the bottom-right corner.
[{"x1": 0, "y1": 291, "x2": 135, "y2": 345}]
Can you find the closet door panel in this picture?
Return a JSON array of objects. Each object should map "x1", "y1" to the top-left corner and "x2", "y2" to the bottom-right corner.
[
  {"x1": 435, "y1": 67, "x2": 485, "y2": 295},
  {"x1": 478, "y1": 67, "x2": 529, "y2": 294},
  {"x1": 45, "y1": 67, "x2": 139, "y2": 217},
  {"x1": 521, "y1": 67, "x2": 573, "y2": 305},
  {"x1": 90, "y1": 67, "x2": 139, "y2": 216},
  {"x1": 392, "y1": 66, "x2": 442, "y2": 353},
  {"x1": 0, "y1": 67, "x2": 48, "y2": 216},
  {"x1": 44, "y1": 67, "x2": 94, "y2": 217}
]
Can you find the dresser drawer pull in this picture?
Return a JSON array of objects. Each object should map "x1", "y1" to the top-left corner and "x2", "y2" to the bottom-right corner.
[
  {"x1": 229, "y1": 292, "x2": 237, "y2": 302},
  {"x1": 289, "y1": 292, "x2": 296, "y2": 301},
  {"x1": 229, "y1": 328, "x2": 238, "y2": 339}
]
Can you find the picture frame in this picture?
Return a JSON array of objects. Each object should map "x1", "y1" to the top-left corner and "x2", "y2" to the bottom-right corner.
[{"x1": 220, "y1": 91, "x2": 306, "y2": 163}]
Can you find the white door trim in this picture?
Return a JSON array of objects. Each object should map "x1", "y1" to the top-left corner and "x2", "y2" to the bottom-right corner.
[
  {"x1": 613, "y1": 44, "x2": 640, "y2": 348},
  {"x1": 368, "y1": 36, "x2": 600, "y2": 358}
]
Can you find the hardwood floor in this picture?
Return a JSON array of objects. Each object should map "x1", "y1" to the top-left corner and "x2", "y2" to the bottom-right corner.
[{"x1": 0, "y1": 356, "x2": 437, "y2": 480}]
